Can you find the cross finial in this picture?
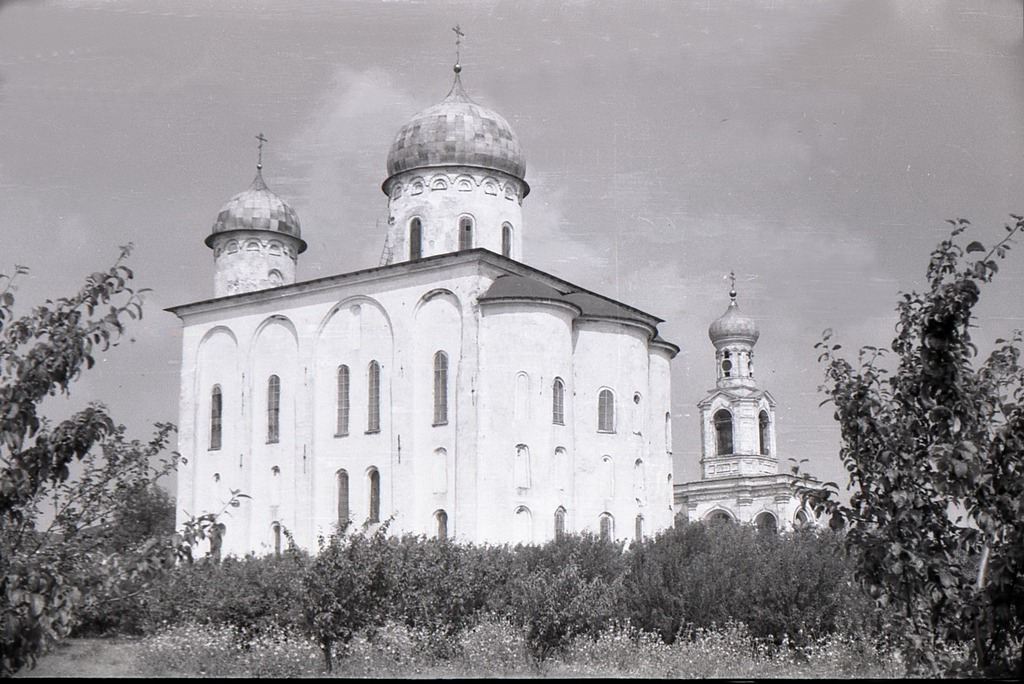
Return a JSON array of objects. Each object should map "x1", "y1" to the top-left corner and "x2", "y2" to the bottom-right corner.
[
  {"x1": 452, "y1": 24, "x2": 465, "y2": 73},
  {"x1": 255, "y1": 132, "x2": 267, "y2": 170},
  {"x1": 728, "y1": 270, "x2": 737, "y2": 302}
]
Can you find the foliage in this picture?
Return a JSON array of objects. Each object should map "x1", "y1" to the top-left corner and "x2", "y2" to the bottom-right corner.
[
  {"x1": 302, "y1": 523, "x2": 398, "y2": 671},
  {"x1": 0, "y1": 250, "x2": 228, "y2": 675},
  {"x1": 509, "y1": 560, "x2": 621, "y2": 662},
  {"x1": 809, "y1": 217, "x2": 1024, "y2": 676},
  {"x1": 621, "y1": 518, "x2": 878, "y2": 646},
  {"x1": 0, "y1": 250, "x2": 164, "y2": 675}
]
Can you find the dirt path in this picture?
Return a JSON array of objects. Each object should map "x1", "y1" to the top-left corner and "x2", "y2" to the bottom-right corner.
[{"x1": 14, "y1": 638, "x2": 147, "y2": 679}]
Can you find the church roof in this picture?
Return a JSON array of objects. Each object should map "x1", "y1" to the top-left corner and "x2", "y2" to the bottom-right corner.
[
  {"x1": 206, "y1": 168, "x2": 306, "y2": 252},
  {"x1": 168, "y1": 249, "x2": 676, "y2": 354},
  {"x1": 479, "y1": 273, "x2": 670, "y2": 331},
  {"x1": 384, "y1": 73, "x2": 527, "y2": 190}
]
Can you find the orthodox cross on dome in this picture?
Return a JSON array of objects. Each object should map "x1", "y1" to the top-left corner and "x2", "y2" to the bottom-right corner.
[
  {"x1": 728, "y1": 270, "x2": 737, "y2": 301},
  {"x1": 255, "y1": 132, "x2": 267, "y2": 170},
  {"x1": 452, "y1": 24, "x2": 465, "y2": 73}
]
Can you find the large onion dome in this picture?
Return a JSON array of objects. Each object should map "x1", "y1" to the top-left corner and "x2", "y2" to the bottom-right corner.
[
  {"x1": 708, "y1": 289, "x2": 760, "y2": 347},
  {"x1": 206, "y1": 168, "x2": 306, "y2": 252},
  {"x1": 384, "y1": 72, "x2": 527, "y2": 191}
]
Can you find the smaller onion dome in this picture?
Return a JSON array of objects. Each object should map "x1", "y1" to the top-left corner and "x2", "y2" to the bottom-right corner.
[
  {"x1": 709, "y1": 288, "x2": 759, "y2": 347},
  {"x1": 206, "y1": 168, "x2": 306, "y2": 252}
]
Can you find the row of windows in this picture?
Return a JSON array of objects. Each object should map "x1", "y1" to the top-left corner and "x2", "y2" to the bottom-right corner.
[
  {"x1": 209, "y1": 368, "x2": 665, "y2": 450},
  {"x1": 335, "y1": 467, "x2": 381, "y2": 529},
  {"x1": 712, "y1": 408, "x2": 771, "y2": 456},
  {"x1": 407, "y1": 217, "x2": 514, "y2": 260}
]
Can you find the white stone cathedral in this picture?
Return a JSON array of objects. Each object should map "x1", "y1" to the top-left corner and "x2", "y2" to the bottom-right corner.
[
  {"x1": 170, "y1": 65, "x2": 679, "y2": 556},
  {"x1": 673, "y1": 283, "x2": 817, "y2": 531}
]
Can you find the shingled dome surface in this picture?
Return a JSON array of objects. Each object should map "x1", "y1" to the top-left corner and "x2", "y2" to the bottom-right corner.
[
  {"x1": 386, "y1": 74, "x2": 526, "y2": 182},
  {"x1": 207, "y1": 169, "x2": 305, "y2": 251}
]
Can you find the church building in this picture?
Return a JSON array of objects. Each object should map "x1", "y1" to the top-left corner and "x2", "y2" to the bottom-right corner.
[
  {"x1": 170, "y1": 62, "x2": 679, "y2": 556},
  {"x1": 674, "y1": 281, "x2": 817, "y2": 531}
]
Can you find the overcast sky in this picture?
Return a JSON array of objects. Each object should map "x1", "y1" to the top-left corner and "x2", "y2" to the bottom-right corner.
[{"x1": 1, "y1": 0, "x2": 1022, "y2": 490}]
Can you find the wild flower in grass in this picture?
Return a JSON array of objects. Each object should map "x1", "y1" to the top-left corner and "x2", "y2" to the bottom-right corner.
[{"x1": 137, "y1": 622, "x2": 321, "y2": 678}]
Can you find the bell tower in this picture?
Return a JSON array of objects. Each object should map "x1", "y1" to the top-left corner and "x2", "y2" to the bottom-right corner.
[{"x1": 697, "y1": 275, "x2": 778, "y2": 479}]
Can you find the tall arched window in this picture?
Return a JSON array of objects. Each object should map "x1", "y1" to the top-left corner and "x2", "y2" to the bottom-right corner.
[
  {"x1": 758, "y1": 410, "x2": 770, "y2": 455},
  {"x1": 272, "y1": 522, "x2": 282, "y2": 556},
  {"x1": 458, "y1": 216, "x2": 473, "y2": 250},
  {"x1": 336, "y1": 365, "x2": 350, "y2": 436},
  {"x1": 267, "y1": 375, "x2": 280, "y2": 444},
  {"x1": 714, "y1": 409, "x2": 733, "y2": 455},
  {"x1": 598, "y1": 389, "x2": 615, "y2": 433},
  {"x1": 367, "y1": 361, "x2": 380, "y2": 433},
  {"x1": 210, "y1": 385, "x2": 222, "y2": 450},
  {"x1": 664, "y1": 412, "x2": 672, "y2": 453},
  {"x1": 409, "y1": 218, "x2": 423, "y2": 260},
  {"x1": 635, "y1": 515, "x2": 644, "y2": 541},
  {"x1": 599, "y1": 513, "x2": 614, "y2": 542},
  {"x1": 435, "y1": 510, "x2": 448, "y2": 539},
  {"x1": 433, "y1": 351, "x2": 448, "y2": 425},
  {"x1": 368, "y1": 468, "x2": 381, "y2": 523},
  {"x1": 501, "y1": 223, "x2": 513, "y2": 258},
  {"x1": 552, "y1": 378, "x2": 565, "y2": 425},
  {"x1": 554, "y1": 507, "x2": 566, "y2": 541},
  {"x1": 336, "y1": 469, "x2": 350, "y2": 531}
]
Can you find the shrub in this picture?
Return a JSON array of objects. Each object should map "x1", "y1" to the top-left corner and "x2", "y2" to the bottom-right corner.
[
  {"x1": 622, "y1": 520, "x2": 878, "y2": 646},
  {"x1": 510, "y1": 561, "x2": 621, "y2": 662}
]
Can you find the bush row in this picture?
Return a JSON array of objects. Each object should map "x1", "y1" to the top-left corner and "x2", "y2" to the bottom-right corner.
[{"x1": 76, "y1": 518, "x2": 890, "y2": 667}]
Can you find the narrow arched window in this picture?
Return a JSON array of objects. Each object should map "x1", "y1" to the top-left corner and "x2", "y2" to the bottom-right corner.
[
  {"x1": 714, "y1": 409, "x2": 733, "y2": 455},
  {"x1": 267, "y1": 375, "x2": 280, "y2": 444},
  {"x1": 554, "y1": 507, "x2": 566, "y2": 541},
  {"x1": 514, "y1": 444, "x2": 531, "y2": 489},
  {"x1": 210, "y1": 385, "x2": 222, "y2": 450},
  {"x1": 368, "y1": 468, "x2": 381, "y2": 523},
  {"x1": 272, "y1": 522, "x2": 282, "y2": 556},
  {"x1": 367, "y1": 361, "x2": 380, "y2": 433},
  {"x1": 635, "y1": 515, "x2": 644, "y2": 541},
  {"x1": 433, "y1": 351, "x2": 448, "y2": 425},
  {"x1": 458, "y1": 216, "x2": 473, "y2": 250},
  {"x1": 409, "y1": 218, "x2": 422, "y2": 260},
  {"x1": 598, "y1": 389, "x2": 615, "y2": 433},
  {"x1": 514, "y1": 506, "x2": 532, "y2": 545},
  {"x1": 552, "y1": 378, "x2": 565, "y2": 425},
  {"x1": 601, "y1": 455, "x2": 615, "y2": 499},
  {"x1": 758, "y1": 410, "x2": 770, "y2": 455},
  {"x1": 665, "y1": 412, "x2": 672, "y2": 453},
  {"x1": 599, "y1": 513, "x2": 614, "y2": 542},
  {"x1": 501, "y1": 223, "x2": 513, "y2": 258},
  {"x1": 435, "y1": 510, "x2": 448, "y2": 539},
  {"x1": 336, "y1": 365, "x2": 350, "y2": 436},
  {"x1": 336, "y1": 469, "x2": 349, "y2": 531},
  {"x1": 633, "y1": 458, "x2": 645, "y2": 500}
]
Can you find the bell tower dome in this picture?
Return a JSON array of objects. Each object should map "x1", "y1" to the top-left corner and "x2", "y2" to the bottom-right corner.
[
  {"x1": 206, "y1": 134, "x2": 307, "y2": 297},
  {"x1": 697, "y1": 275, "x2": 778, "y2": 480},
  {"x1": 381, "y1": 33, "x2": 528, "y2": 264}
]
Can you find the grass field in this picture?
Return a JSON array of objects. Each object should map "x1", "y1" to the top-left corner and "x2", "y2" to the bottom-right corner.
[{"x1": 15, "y1": 623, "x2": 913, "y2": 679}]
